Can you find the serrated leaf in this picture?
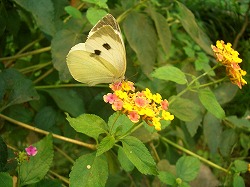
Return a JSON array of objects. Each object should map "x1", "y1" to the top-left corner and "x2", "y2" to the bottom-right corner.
[
  {"x1": 150, "y1": 9, "x2": 171, "y2": 54},
  {"x1": 34, "y1": 106, "x2": 57, "y2": 131},
  {"x1": 158, "y1": 171, "x2": 176, "y2": 185},
  {"x1": 96, "y1": 135, "x2": 115, "y2": 156},
  {"x1": 185, "y1": 114, "x2": 202, "y2": 137},
  {"x1": 0, "y1": 69, "x2": 39, "y2": 112},
  {"x1": 118, "y1": 147, "x2": 134, "y2": 172},
  {"x1": 176, "y1": 156, "x2": 200, "y2": 182},
  {"x1": 176, "y1": 1, "x2": 213, "y2": 56},
  {"x1": 86, "y1": 7, "x2": 108, "y2": 25},
  {"x1": 198, "y1": 88, "x2": 225, "y2": 119},
  {"x1": 203, "y1": 113, "x2": 222, "y2": 154},
  {"x1": 0, "y1": 137, "x2": 7, "y2": 172},
  {"x1": 233, "y1": 175, "x2": 245, "y2": 187},
  {"x1": 234, "y1": 160, "x2": 248, "y2": 173},
  {"x1": 66, "y1": 114, "x2": 107, "y2": 140},
  {"x1": 0, "y1": 172, "x2": 12, "y2": 187},
  {"x1": 123, "y1": 12, "x2": 157, "y2": 75},
  {"x1": 46, "y1": 88, "x2": 85, "y2": 117},
  {"x1": 121, "y1": 136, "x2": 157, "y2": 175},
  {"x1": 13, "y1": 0, "x2": 56, "y2": 36},
  {"x1": 70, "y1": 152, "x2": 108, "y2": 187},
  {"x1": 108, "y1": 113, "x2": 134, "y2": 136},
  {"x1": 219, "y1": 129, "x2": 237, "y2": 157},
  {"x1": 169, "y1": 96, "x2": 200, "y2": 121},
  {"x1": 65, "y1": 6, "x2": 82, "y2": 19},
  {"x1": 151, "y1": 66, "x2": 187, "y2": 84},
  {"x1": 20, "y1": 134, "x2": 54, "y2": 186},
  {"x1": 51, "y1": 27, "x2": 84, "y2": 81}
]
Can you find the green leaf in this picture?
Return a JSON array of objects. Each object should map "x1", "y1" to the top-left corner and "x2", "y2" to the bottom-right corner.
[
  {"x1": 203, "y1": 113, "x2": 222, "y2": 154},
  {"x1": 82, "y1": 0, "x2": 108, "y2": 9},
  {"x1": 65, "y1": 6, "x2": 82, "y2": 19},
  {"x1": 226, "y1": 115, "x2": 250, "y2": 130},
  {"x1": 233, "y1": 175, "x2": 245, "y2": 187},
  {"x1": 66, "y1": 114, "x2": 107, "y2": 140},
  {"x1": 123, "y1": 12, "x2": 157, "y2": 75},
  {"x1": 34, "y1": 178, "x2": 62, "y2": 187},
  {"x1": 169, "y1": 96, "x2": 200, "y2": 121},
  {"x1": 46, "y1": 88, "x2": 85, "y2": 117},
  {"x1": 121, "y1": 136, "x2": 158, "y2": 175},
  {"x1": 176, "y1": 1, "x2": 213, "y2": 56},
  {"x1": 86, "y1": 7, "x2": 108, "y2": 25},
  {"x1": 185, "y1": 114, "x2": 202, "y2": 137},
  {"x1": 13, "y1": 0, "x2": 56, "y2": 36},
  {"x1": 151, "y1": 65, "x2": 187, "y2": 84},
  {"x1": 219, "y1": 129, "x2": 237, "y2": 157},
  {"x1": 34, "y1": 106, "x2": 57, "y2": 131},
  {"x1": 158, "y1": 171, "x2": 176, "y2": 185},
  {"x1": 176, "y1": 156, "x2": 200, "y2": 182},
  {"x1": 0, "y1": 69, "x2": 39, "y2": 112},
  {"x1": 51, "y1": 27, "x2": 84, "y2": 81},
  {"x1": 0, "y1": 137, "x2": 8, "y2": 172},
  {"x1": 214, "y1": 83, "x2": 238, "y2": 105},
  {"x1": 0, "y1": 172, "x2": 12, "y2": 187},
  {"x1": 108, "y1": 113, "x2": 134, "y2": 136},
  {"x1": 150, "y1": 9, "x2": 171, "y2": 54},
  {"x1": 96, "y1": 135, "x2": 115, "y2": 156},
  {"x1": 198, "y1": 88, "x2": 225, "y2": 119},
  {"x1": 20, "y1": 134, "x2": 54, "y2": 186},
  {"x1": 234, "y1": 160, "x2": 248, "y2": 173},
  {"x1": 70, "y1": 152, "x2": 108, "y2": 187},
  {"x1": 118, "y1": 147, "x2": 134, "y2": 172}
]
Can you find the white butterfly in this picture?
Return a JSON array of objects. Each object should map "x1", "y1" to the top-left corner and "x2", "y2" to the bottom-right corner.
[{"x1": 66, "y1": 14, "x2": 126, "y2": 86}]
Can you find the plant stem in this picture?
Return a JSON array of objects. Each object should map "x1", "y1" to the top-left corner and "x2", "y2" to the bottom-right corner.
[
  {"x1": 169, "y1": 64, "x2": 220, "y2": 104},
  {"x1": 0, "y1": 114, "x2": 96, "y2": 150},
  {"x1": 33, "y1": 68, "x2": 54, "y2": 84},
  {"x1": 161, "y1": 136, "x2": 230, "y2": 174},
  {"x1": 0, "y1": 46, "x2": 51, "y2": 61},
  {"x1": 35, "y1": 84, "x2": 108, "y2": 89}
]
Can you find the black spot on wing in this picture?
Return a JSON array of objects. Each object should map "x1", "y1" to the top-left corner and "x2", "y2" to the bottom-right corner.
[
  {"x1": 103, "y1": 43, "x2": 111, "y2": 50},
  {"x1": 94, "y1": 50, "x2": 101, "y2": 55}
]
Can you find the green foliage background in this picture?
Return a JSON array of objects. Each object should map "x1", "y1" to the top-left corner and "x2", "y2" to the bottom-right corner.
[{"x1": 0, "y1": 0, "x2": 250, "y2": 186}]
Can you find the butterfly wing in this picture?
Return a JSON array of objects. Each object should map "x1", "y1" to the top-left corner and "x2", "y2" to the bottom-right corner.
[
  {"x1": 66, "y1": 14, "x2": 126, "y2": 85},
  {"x1": 67, "y1": 43, "x2": 120, "y2": 85}
]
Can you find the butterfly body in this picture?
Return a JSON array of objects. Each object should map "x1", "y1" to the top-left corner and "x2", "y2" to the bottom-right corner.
[{"x1": 67, "y1": 14, "x2": 126, "y2": 86}]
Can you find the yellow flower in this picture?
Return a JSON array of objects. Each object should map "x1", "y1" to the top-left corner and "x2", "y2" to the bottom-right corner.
[
  {"x1": 152, "y1": 93, "x2": 162, "y2": 104},
  {"x1": 211, "y1": 40, "x2": 247, "y2": 89},
  {"x1": 143, "y1": 88, "x2": 153, "y2": 99},
  {"x1": 162, "y1": 111, "x2": 174, "y2": 121},
  {"x1": 104, "y1": 81, "x2": 174, "y2": 130}
]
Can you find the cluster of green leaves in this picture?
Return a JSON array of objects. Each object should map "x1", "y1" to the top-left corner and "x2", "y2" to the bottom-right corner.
[{"x1": 0, "y1": 0, "x2": 250, "y2": 186}]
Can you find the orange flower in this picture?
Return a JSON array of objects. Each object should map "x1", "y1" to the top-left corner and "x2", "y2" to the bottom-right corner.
[
  {"x1": 211, "y1": 40, "x2": 247, "y2": 89},
  {"x1": 103, "y1": 81, "x2": 174, "y2": 130}
]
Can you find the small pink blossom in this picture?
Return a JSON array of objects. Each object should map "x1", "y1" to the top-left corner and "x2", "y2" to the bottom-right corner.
[
  {"x1": 103, "y1": 93, "x2": 118, "y2": 104},
  {"x1": 112, "y1": 99, "x2": 123, "y2": 111},
  {"x1": 25, "y1": 145, "x2": 38, "y2": 156},
  {"x1": 135, "y1": 97, "x2": 148, "y2": 108},
  {"x1": 161, "y1": 99, "x2": 169, "y2": 110},
  {"x1": 128, "y1": 111, "x2": 140, "y2": 123}
]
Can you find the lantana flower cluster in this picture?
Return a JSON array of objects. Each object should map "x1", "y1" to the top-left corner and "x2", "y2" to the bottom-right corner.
[
  {"x1": 16, "y1": 145, "x2": 38, "y2": 164},
  {"x1": 103, "y1": 81, "x2": 174, "y2": 130},
  {"x1": 211, "y1": 40, "x2": 247, "y2": 89}
]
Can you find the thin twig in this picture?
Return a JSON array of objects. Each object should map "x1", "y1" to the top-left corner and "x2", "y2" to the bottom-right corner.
[
  {"x1": 0, "y1": 114, "x2": 96, "y2": 150},
  {"x1": 0, "y1": 47, "x2": 51, "y2": 61},
  {"x1": 233, "y1": 2, "x2": 250, "y2": 48}
]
